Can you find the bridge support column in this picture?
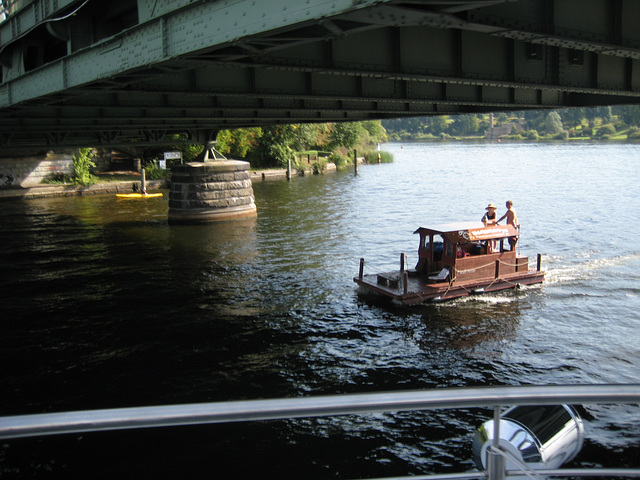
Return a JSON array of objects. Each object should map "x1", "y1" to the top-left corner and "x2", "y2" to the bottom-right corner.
[{"x1": 168, "y1": 143, "x2": 257, "y2": 224}]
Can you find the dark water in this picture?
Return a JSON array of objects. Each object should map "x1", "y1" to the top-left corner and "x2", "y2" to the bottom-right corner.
[{"x1": 1, "y1": 142, "x2": 639, "y2": 478}]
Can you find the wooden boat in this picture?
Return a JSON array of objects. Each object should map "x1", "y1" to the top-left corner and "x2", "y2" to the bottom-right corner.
[
  {"x1": 116, "y1": 192, "x2": 163, "y2": 199},
  {"x1": 354, "y1": 222, "x2": 545, "y2": 304}
]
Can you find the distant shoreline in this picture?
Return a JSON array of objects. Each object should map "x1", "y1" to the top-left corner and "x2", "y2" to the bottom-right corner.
[{"x1": 0, "y1": 163, "x2": 343, "y2": 200}]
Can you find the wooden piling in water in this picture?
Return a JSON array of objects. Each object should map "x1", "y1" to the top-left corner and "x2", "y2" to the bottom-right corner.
[
  {"x1": 354, "y1": 149, "x2": 358, "y2": 175},
  {"x1": 141, "y1": 168, "x2": 147, "y2": 193}
]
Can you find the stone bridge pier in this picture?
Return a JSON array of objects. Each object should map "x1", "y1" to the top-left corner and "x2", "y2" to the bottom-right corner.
[{"x1": 168, "y1": 143, "x2": 257, "y2": 224}]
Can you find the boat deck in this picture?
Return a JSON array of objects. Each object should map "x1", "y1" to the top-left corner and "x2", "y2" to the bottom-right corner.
[{"x1": 354, "y1": 268, "x2": 545, "y2": 304}]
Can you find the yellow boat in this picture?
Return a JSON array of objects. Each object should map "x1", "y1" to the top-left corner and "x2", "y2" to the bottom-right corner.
[{"x1": 116, "y1": 192, "x2": 163, "y2": 199}]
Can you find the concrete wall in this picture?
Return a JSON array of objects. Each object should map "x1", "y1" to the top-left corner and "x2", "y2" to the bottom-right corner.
[{"x1": 0, "y1": 152, "x2": 73, "y2": 188}]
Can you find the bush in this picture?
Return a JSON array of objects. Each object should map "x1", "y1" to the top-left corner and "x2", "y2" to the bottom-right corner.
[
  {"x1": 524, "y1": 130, "x2": 539, "y2": 140},
  {"x1": 331, "y1": 153, "x2": 351, "y2": 168},
  {"x1": 311, "y1": 158, "x2": 327, "y2": 174},
  {"x1": 144, "y1": 162, "x2": 172, "y2": 179},
  {"x1": 627, "y1": 127, "x2": 640, "y2": 139},
  {"x1": 72, "y1": 148, "x2": 98, "y2": 186},
  {"x1": 596, "y1": 124, "x2": 616, "y2": 137},
  {"x1": 553, "y1": 130, "x2": 569, "y2": 140},
  {"x1": 363, "y1": 151, "x2": 393, "y2": 163}
]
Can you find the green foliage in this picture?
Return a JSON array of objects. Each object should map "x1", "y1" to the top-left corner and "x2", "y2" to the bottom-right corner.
[
  {"x1": 363, "y1": 150, "x2": 393, "y2": 163},
  {"x1": 553, "y1": 130, "x2": 569, "y2": 140},
  {"x1": 545, "y1": 111, "x2": 565, "y2": 136},
  {"x1": 208, "y1": 120, "x2": 388, "y2": 168},
  {"x1": 72, "y1": 148, "x2": 97, "y2": 185},
  {"x1": 628, "y1": 127, "x2": 640, "y2": 139},
  {"x1": 217, "y1": 128, "x2": 261, "y2": 158},
  {"x1": 331, "y1": 153, "x2": 351, "y2": 168},
  {"x1": 144, "y1": 162, "x2": 172, "y2": 179},
  {"x1": 430, "y1": 116, "x2": 448, "y2": 136},
  {"x1": 596, "y1": 124, "x2": 616, "y2": 137},
  {"x1": 381, "y1": 106, "x2": 640, "y2": 142},
  {"x1": 449, "y1": 115, "x2": 480, "y2": 136},
  {"x1": 310, "y1": 158, "x2": 327, "y2": 174},
  {"x1": 182, "y1": 144, "x2": 205, "y2": 163},
  {"x1": 328, "y1": 122, "x2": 365, "y2": 150},
  {"x1": 247, "y1": 124, "x2": 323, "y2": 168},
  {"x1": 360, "y1": 120, "x2": 388, "y2": 144}
]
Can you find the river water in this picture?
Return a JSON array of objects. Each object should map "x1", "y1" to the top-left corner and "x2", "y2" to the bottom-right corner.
[{"x1": 1, "y1": 142, "x2": 639, "y2": 478}]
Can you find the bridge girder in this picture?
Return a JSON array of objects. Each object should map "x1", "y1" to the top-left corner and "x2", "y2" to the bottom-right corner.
[{"x1": 1, "y1": 0, "x2": 640, "y2": 151}]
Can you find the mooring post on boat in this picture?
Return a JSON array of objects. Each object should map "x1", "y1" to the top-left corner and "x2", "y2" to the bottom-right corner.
[
  {"x1": 537, "y1": 253, "x2": 542, "y2": 271},
  {"x1": 400, "y1": 252, "x2": 405, "y2": 272},
  {"x1": 403, "y1": 271, "x2": 408, "y2": 295},
  {"x1": 494, "y1": 259, "x2": 500, "y2": 279},
  {"x1": 358, "y1": 258, "x2": 364, "y2": 280}
]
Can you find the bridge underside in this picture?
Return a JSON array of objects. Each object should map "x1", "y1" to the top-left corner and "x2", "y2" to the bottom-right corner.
[{"x1": 2, "y1": 0, "x2": 640, "y2": 152}]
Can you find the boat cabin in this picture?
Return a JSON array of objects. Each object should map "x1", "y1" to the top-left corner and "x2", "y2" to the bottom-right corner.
[
  {"x1": 354, "y1": 221, "x2": 544, "y2": 303},
  {"x1": 414, "y1": 222, "x2": 527, "y2": 283}
]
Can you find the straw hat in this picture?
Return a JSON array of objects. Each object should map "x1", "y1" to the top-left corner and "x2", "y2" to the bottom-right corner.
[{"x1": 485, "y1": 203, "x2": 497, "y2": 210}]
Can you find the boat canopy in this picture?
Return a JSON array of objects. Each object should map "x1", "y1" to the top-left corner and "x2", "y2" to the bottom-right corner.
[{"x1": 414, "y1": 222, "x2": 519, "y2": 242}]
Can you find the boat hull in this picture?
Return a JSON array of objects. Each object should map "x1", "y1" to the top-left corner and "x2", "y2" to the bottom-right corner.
[{"x1": 353, "y1": 270, "x2": 545, "y2": 304}]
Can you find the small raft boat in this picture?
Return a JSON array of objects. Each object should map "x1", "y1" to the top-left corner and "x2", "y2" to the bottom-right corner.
[
  {"x1": 354, "y1": 222, "x2": 545, "y2": 304},
  {"x1": 116, "y1": 192, "x2": 163, "y2": 199}
]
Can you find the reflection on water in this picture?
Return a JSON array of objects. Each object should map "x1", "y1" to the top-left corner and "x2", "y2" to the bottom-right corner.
[{"x1": 1, "y1": 143, "x2": 640, "y2": 478}]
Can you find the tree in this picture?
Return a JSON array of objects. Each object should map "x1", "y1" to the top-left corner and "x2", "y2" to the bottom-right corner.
[
  {"x1": 596, "y1": 106, "x2": 612, "y2": 124},
  {"x1": 449, "y1": 115, "x2": 479, "y2": 136},
  {"x1": 360, "y1": 120, "x2": 388, "y2": 143},
  {"x1": 328, "y1": 122, "x2": 365, "y2": 150},
  {"x1": 72, "y1": 148, "x2": 97, "y2": 185},
  {"x1": 217, "y1": 128, "x2": 261, "y2": 158},
  {"x1": 429, "y1": 116, "x2": 448, "y2": 135},
  {"x1": 545, "y1": 111, "x2": 565, "y2": 136},
  {"x1": 558, "y1": 108, "x2": 584, "y2": 128},
  {"x1": 615, "y1": 105, "x2": 640, "y2": 127}
]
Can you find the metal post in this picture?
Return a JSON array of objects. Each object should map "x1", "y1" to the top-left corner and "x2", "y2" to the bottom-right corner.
[
  {"x1": 287, "y1": 157, "x2": 291, "y2": 181},
  {"x1": 403, "y1": 271, "x2": 409, "y2": 295},
  {"x1": 537, "y1": 253, "x2": 542, "y2": 271},
  {"x1": 487, "y1": 406, "x2": 506, "y2": 480},
  {"x1": 359, "y1": 258, "x2": 365, "y2": 280},
  {"x1": 400, "y1": 252, "x2": 405, "y2": 272},
  {"x1": 495, "y1": 259, "x2": 500, "y2": 278}
]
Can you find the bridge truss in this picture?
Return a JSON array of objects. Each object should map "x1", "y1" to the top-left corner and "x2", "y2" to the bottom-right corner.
[{"x1": 1, "y1": 0, "x2": 640, "y2": 151}]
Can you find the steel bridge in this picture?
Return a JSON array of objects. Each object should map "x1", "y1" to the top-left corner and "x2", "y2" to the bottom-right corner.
[{"x1": 2, "y1": 0, "x2": 640, "y2": 152}]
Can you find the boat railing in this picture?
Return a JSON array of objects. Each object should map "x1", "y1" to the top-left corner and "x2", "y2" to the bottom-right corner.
[{"x1": 1, "y1": 384, "x2": 639, "y2": 479}]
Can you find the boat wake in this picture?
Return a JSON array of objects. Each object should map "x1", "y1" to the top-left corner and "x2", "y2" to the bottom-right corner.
[{"x1": 543, "y1": 251, "x2": 640, "y2": 286}]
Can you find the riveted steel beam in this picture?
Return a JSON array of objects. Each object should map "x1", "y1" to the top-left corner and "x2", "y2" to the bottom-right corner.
[{"x1": 2, "y1": 0, "x2": 640, "y2": 151}]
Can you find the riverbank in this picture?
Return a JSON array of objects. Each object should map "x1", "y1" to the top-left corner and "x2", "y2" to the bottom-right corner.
[{"x1": 0, "y1": 162, "x2": 340, "y2": 200}]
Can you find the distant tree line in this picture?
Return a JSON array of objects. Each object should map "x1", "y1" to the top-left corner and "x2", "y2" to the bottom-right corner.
[
  {"x1": 215, "y1": 120, "x2": 388, "y2": 169},
  {"x1": 381, "y1": 105, "x2": 640, "y2": 141},
  {"x1": 132, "y1": 120, "x2": 388, "y2": 171}
]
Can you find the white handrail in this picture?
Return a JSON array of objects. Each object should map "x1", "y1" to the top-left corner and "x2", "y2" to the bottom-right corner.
[{"x1": 2, "y1": 384, "x2": 639, "y2": 440}]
